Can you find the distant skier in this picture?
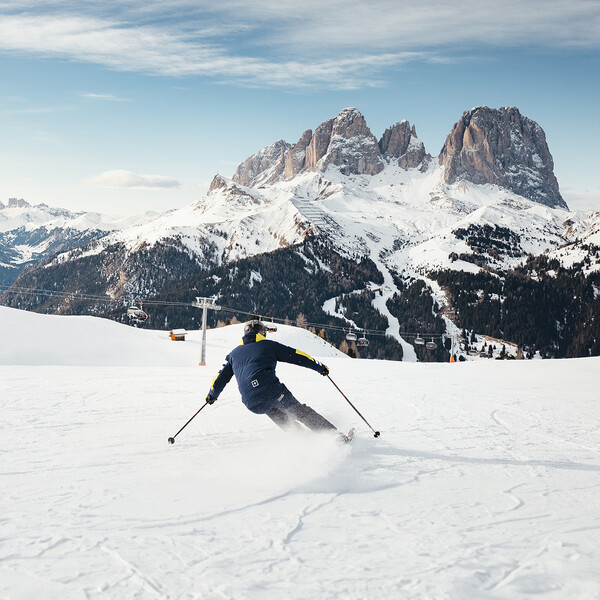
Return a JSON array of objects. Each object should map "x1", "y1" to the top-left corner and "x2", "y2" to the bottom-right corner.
[{"x1": 205, "y1": 320, "x2": 346, "y2": 438}]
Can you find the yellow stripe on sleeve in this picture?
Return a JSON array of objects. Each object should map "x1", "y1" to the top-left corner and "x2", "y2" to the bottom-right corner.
[
  {"x1": 295, "y1": 349, "x2": 315, "y2": 361},
  {"x1": 210, "y1": 372, "x2": 220, "y2": 390}
]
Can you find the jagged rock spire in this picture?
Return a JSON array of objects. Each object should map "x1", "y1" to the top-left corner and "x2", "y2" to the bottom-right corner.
[
  {"x1": 379, "y1": 120, "x2": 429, "y2": 169},
  {"x1": 284, "y1": 129, "x2": 313, "y2": 179},
  {"x1": 233, "y1": 108, "x2": 387, "y2": 185},
  {"x1": 229, "y1": 106, "x2": 565, "y2": 210},
  {"x1": 232, "y1": 140, "x2": 291, "y2": 187},
  {"x1": 439, "y1": 106, "x2": 567, "y2": 209},
  {"x1": 319, "y1": 107, "x2": 384, "y2": 175}
]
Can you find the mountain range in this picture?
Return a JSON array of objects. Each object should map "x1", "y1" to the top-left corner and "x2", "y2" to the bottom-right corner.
[
  {"x1": 2, "y1": 106, "x2": 599, "y2": 361},
  {"x1": 0, "y1": 198, "x2": 159, "y2": 286}
]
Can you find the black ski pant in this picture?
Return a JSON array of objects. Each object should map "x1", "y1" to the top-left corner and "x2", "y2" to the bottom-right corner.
[{"x1": 265, "y1": 389, "x2": 336, "y2": 432}]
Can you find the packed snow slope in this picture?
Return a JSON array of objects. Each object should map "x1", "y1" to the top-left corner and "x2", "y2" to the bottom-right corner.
[
  {"x1": 0, "y1": 306, "x2": 345, "y2": 366},
  {"x1": 1, "y1": 307, "x2": 600, "y2": 599}
]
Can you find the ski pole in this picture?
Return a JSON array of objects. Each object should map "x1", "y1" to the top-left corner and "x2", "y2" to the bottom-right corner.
[
  {"x1": 327, "y1": 375, "x2": 380, "y2": 438},
  {"x1": 168, "y1": 401, "x2": 209, "y2": 444}
]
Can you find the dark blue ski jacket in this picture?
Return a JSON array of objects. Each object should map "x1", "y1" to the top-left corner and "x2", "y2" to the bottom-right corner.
[{"x1": 208, "y1": 332, "x2": 327, "y2": 413}]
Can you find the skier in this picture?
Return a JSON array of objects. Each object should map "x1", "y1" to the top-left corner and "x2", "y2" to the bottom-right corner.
[{"x1": 205, "y1": 320, "x2": 348, "y2": 439}]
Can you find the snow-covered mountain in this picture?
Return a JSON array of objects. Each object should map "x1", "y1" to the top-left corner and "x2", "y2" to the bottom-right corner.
[
  {"x1": 439, "y1": 106, "x2": 566, "y2": 209},
  {"x1": 0, "y1": 198, "x2": 159, "y2": 286},
  {"x1": 33, "y1": 106, "x2": 593, "y2": 273},
  {"x1": 3, "y1": 107, "x2": 599, "y2": 360}
]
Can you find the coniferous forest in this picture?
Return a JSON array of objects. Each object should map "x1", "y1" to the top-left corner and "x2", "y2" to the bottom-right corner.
[
  {"x1": 4, "y1": 232, "x2": 600, "y2": 361},
  {"x1": 432, "y1": 254, "x2": 600, "y2": 358}
]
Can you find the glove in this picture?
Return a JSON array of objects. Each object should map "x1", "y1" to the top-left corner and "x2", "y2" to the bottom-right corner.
[
  {"x1": 319, "y1": 364, "x2": 330, "y2": 376},
  {"x1": 205, "y1": 394, "x2": 216, "y2": 405}
]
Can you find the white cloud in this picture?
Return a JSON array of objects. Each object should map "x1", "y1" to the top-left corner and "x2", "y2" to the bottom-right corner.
[
  {"x1": 86, "y1": 170, "x2": 182, "y2": 189},
  {"x1": 232, "y1": 0, "x2": 600, "y2": 51},
  {"x1": 80, "y1": 92, "x2": 129, "y2": 102},
  {"x1": 0, "y1": 1, "x2": 597, "y2": 88},
  {"x1": 0, "y1": 13, "x2": 430, "y2": 88}
]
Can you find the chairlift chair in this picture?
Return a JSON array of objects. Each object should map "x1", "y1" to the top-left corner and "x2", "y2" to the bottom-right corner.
[
  {"x1": 265, "y1": 317, "x2": 277, "y2": 333},
  {"x1": 426, "y1": 338, "x2": 438, "y2": 350},
  {"x1": 127, "y1": 305, "x2": 140, "y2": 318},
  {"x1": 356, "y1": 331, "x2": 369, "y2": 347},
  {"x1": 127, "y1": 305, "x2": 148, "y2": 323},
  {"x1": 414, "y1": 334, "x2": 425, "y2": 346},
  {"x1": 346, "y1": 329, "x2": 357, "y2": 342}
]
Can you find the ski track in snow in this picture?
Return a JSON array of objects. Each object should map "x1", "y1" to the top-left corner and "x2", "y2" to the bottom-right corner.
[
  {"x1": 1, "y1": 314, "x2": 600, "y2": 599},
  {"x1": 366, "y1": 234, "x2": 418, "y2": 362}
]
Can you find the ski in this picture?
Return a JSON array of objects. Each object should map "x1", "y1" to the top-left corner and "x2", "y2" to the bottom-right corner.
[{"x1": 338, "y1": 427, "x2": 356, "y2": 444}]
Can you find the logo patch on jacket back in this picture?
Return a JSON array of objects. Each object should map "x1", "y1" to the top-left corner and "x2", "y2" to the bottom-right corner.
[{"x1": 251, "y1": 379, "x2": 259, "y2": 388}]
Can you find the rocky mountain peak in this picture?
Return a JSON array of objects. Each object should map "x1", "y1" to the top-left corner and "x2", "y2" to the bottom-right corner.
[
  {"x1": 331, "y1": 107, "x2": 371, "y2": 137},
  {"x1": 439, "y1": 106, "x2": 567, "y2": 209},
  {"x1": 227, "y1": 106, "x2": 565, "y2": 210},
  {"x1": 289, "y1": 107, "x2": 385, "y2": 176},
  {"x1": 321, "y1": 107, "x2": 384, "y2": 175},
  {"x1": 232, "y1": 139, "x2": 292, "y2": 187},
  {"x1": 303, "y1": 118, "x2": 335, "y2": 172},
  {"x1": 208, "y1": 174, "x2": 229, "y2": 192},
  {"x1": 232, "y1": 108, "x2": 387, "y2": 185},
  {"x1": 3, "y1": 198, "x2": 31, "y2": 209},
  {"x1": 379, "y1": 120, "x2": 429, "y2": 169},
  {"x1": 284, "y1": 129, "x2": 313, "y2": 179}
]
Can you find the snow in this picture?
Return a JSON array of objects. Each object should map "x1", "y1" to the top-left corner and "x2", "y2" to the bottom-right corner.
[
  {"x1": 39, "y1": 159, "x2": 600, "y2": 294},
  {"x1": 52, "y1": 180, "x2": 308, "y2": 269},
  {"x1": 0, "y1": 201, "x2": 156, "y2": 235},
  {"x1": 2, "y1": 307, "x2": 600, "y2": 599},
  {"x1": 0, "y1": 307, "x2": 345, "y2": 367},
  {"x1": 248, "y1": 270, "x2": 263, "y2": 288},
  {"x1": 407, "y1": 135, "x2": 424, "y2": 151}
]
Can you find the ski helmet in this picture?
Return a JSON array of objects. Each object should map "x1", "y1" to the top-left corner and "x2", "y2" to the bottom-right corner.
[{"x1": 244, "y1": 319, "x2": 267, "y2": 336}]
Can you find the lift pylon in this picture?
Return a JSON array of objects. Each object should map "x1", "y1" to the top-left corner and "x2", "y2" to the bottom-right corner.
[{"x1": 193, "y1": 296, "x2": 221, "y2": 366}]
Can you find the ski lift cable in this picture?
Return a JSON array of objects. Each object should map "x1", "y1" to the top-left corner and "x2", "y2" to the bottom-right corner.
[
  {"x1": 216, "y1": 303, "x2": 446, "y2": 339},
  {"x1": 1, "y1": 285, "x2": 124, "y2": 304},
  {"x1": 1, "y1": 284, "x2": 449, "y2": 341},
  {"x1": 0, "y1": 284, "x2": 190, "y2": 307},
  {"x1": 215, "y1": 304, "x2": 376, "y2": 336}
]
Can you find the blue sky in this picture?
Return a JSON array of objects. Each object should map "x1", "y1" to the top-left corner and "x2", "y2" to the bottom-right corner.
[{"x1": 1, "y1": 0, "x2": 599, "y2": 216}]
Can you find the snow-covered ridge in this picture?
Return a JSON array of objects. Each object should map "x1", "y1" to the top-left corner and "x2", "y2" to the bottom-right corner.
[
  {"x1": 0, "y1": 306, "x2": 346, "y2": 366},
  {"x1": 48, "y1": 180, "x2": 310, "y2": 266},
  {"x1": 0, "y1": 197, "x2": 151, "y2": 234},
  {"x1": 7, "y1": 106, "x2": 597, "y2": 287},
  {"x1": 0, "y1": 198, "x2": 82, "y2": 233},
  {"x1": 0, "y1": 198, "x2": 165, "y2": 281},
  {"x1": 44, "y1": 158, "x2": 598, "y2": 282},
  {"x1": 60, "y1": 105, "x2": 590, "y2": 278}
]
